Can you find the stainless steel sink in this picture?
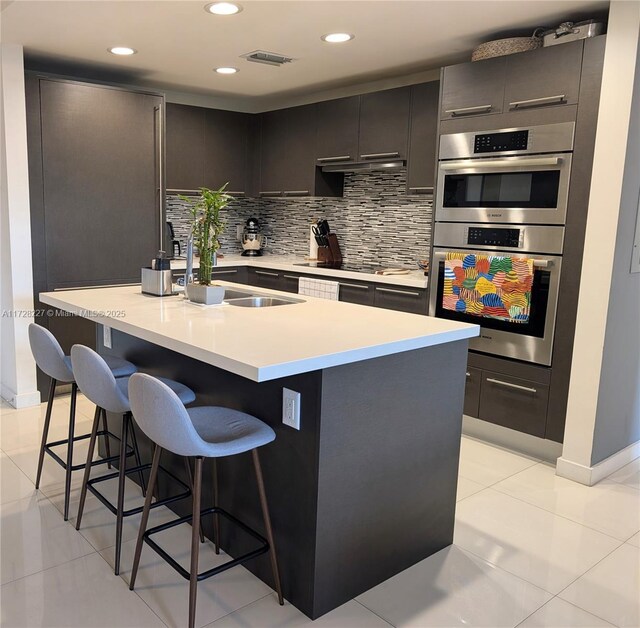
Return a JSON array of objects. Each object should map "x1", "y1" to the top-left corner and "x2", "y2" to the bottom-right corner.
[
  {"x1": 223, "y1": 289, "x2": 255, "y2": 300},
  {"x1": 227, "y1": 296, "x2": 304, "y2": 308}
]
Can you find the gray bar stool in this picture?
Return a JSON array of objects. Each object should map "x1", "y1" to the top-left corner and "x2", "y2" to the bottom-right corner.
[
  {"x1": 128, "y1": 373, "x2": 284, "y2": 628},
  {"x1": 28, "y1": 323, "x2": 137, "y2": 520},
  {"x1": 71, "y1": 345, "x2": 197, "y2": 575}
]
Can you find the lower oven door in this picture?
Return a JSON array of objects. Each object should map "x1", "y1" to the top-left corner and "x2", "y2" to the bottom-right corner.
[{"x1": 429, "y1": 248, "x2": 562, "y2": 366}]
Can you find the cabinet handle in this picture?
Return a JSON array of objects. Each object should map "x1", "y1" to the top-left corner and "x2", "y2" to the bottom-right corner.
[
  {"x1": 260, "y1": 191, "x2": 282, "y2": 197},
  {"x1": 317, "y1": 155, "x2": 351, "y2": 162},
  {"x1": 226, "y1": 191, "x2": 245, "y2": 196},
  {"x1": 339, "y1": 282, "x2": 369, "y2": 290},
  {"x1": 486, "y1": 378, "x2": 538, "y2": 394},
  {"x1": 283, "y1": 190, "x2": 310, "y2": 196},
  {"x1": 445, "y1": 104, "x2": 493, "y2": 116},
  {"x1": 509, "y1": 94, "x2": 566, "y2": 109},
  {"x1": 283, "y1": 274, "x2": 299, "y2": 280},
  {"x1": 466, "y1": 372, "x2": 471, "y2": 378},
  {"x1": 155, "y1": 105, "x2": 164, "y2": 250},
  {"x1": 408, "y1": 186, "x2": 434, "y2": 193},
  {"x1": 376, "y1": 287, "x2": 421, "y2": 297},
  {"x1": 255, "y1": 270, "x2": 279, "y2": 277},
  {"x1": 166, "y1": 188, "x2": 200, "y2": 195},
  {"x1": 361, "y1": 152, "x2": 400, "y2": 159},
  {"x1": 211, "y1": 269, "x2": 237, "y2": 275}
]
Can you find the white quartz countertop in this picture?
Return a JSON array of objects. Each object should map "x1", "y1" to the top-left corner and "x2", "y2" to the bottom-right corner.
[
  {"x1": 171, "y1": 254, "x2": 429, "y2": 289},
  {"x1": 40, "y1": 283, "x2": 478, "y2": 382}
]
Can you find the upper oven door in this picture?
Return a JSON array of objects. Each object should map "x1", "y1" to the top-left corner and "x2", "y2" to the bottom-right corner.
[{"x1": 435, "y1": 153, "x2": 572, "y2": 225}]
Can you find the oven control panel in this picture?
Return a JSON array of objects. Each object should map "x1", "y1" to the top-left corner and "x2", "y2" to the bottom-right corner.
[
  {"x1": 474, "y1": 130, "x2": 529, "y2": 154},
  {"x1": 465, "y1": 227, "x2": 524, "y2": 248}
]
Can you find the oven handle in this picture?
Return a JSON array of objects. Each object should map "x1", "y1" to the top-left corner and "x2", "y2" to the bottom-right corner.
[
  {"x1": 440, "y1": 156, "x2": 562, "y2": 171},
  {"x1": 433, "y1": 251, "x2": 554, "y2": 268}
]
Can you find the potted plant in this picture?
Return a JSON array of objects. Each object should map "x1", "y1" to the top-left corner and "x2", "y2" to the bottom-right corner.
[{"x1": 179, "y1": 184, "x2": 232, "y2": 305}]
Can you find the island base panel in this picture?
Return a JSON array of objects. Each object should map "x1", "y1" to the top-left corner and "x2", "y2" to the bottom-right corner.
[{"x1": 97, "y1": 329, "x2": 467, "y2": 619}]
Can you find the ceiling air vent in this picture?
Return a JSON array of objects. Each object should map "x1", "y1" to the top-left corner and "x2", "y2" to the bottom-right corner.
[{"x1": 241, "y1": 50, "x2": 295, "y2": 67}]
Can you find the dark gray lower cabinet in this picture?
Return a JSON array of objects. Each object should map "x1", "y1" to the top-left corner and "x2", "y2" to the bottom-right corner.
[
  {"x1": 338, "y1": 280, "x2": 374, "y2": 306},
  {"x1": 247, "y1": 268, "x2": 282, "y2": 290},
  {"x1": 211, "y1": 266, "x2": 248, "y2": 284},
  {"x1": 478, "y1": 370, "x2": 550, "y2": 438},
  {"x1": 280, "y1": 273, "x2": 302, "y2": 293},
  {"x1": 463, "y1": 367, "x2": 482, "y2": 417},
  {"x1": 374, "y1": 285, "x2": 428, "y2": 314}
]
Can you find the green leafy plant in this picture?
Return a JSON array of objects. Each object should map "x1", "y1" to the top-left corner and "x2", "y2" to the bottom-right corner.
[{"x1": 179, "y1": 184, "x2": 231, "y2": 285}]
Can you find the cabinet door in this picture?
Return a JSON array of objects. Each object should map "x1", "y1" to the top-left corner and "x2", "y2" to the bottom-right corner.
[
  {"x1": 259, "y1": 105, "x2": 317, "y2": 196},
  {"x1": 358, "y1": 87, "x2": 411, "y2": 160},
  {"x1": 463, "y1": 366, "x2": 482, "y2": 417},
  {"x1": 479, "y1": 370, "x2": 549, "y2": 438},
  {"x1": 440, "y1": 56, "x2": 506, "y2": 120},
  {"x1": 39, "y1": 79, "x2": 162, "y2": 288},
  {"x1": 281, "y1": 273, "x2": 301, "y2": 293},
  {"x1": 407, "y1": 81, "x2": 439, "y2": 194},
  {"x1": 165, "y1": 103, "x2": 205, "y2": 191},
  {"x1": 204, "y1": 109, "x2": 251, "y2": 194},
  {"x1": 338, "y1": 280, "x2": 374, "y2": 306},
  {"x1": 316, "y1": 96, "x2": 360, "y2": 163},
  {"x1": 374, "y1": 285, "x2": 428, "y2": 314},
  {"x1": 503, "y1": 41, "x2": 584, "y2": 112},
  {"x1": 248, "y1": 268, "x2": 282, "y2": 290}
]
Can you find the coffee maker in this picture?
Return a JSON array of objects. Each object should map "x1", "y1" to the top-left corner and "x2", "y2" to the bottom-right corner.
[{"x1": 240, "y1": 217, "x2": 267, "y2": 256}]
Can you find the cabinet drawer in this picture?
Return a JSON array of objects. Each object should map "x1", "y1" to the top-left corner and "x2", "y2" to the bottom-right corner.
[
  {"x1": 478, "y1": 370, "x2": 549, "y2": 438},
  {"x1": 338, "y1": 281, "x2": 374, "y2": 306},
  {"x1": 247, "y1": 268, "x2": 281, "y2": 290},
  {"x1": 373, "y1": 286, "x2": 428, "y2": 314},
  {"x1": 464, "y1": 366, "x2": 481, "y2": 418},
  {"x1": 281, "y1": 273, "x2": 301, "y2": 293}
]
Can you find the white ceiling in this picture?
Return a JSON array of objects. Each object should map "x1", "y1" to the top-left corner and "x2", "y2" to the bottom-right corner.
[{"x1": 2, "y1": 0, "x2": 608, "y2": 110}]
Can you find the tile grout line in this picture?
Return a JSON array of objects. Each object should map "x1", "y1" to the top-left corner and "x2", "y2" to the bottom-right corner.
[
  {"x1": 199, "y1": 592, "x2": 274, "y2": 627},
  {"x1": 353, "y1": 598, "x2": 396, "y2": 627}
]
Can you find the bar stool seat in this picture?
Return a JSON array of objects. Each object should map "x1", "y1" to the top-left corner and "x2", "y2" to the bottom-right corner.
[
  {"x1": 64, "y1": 355, "x2": 136, "y2": 379},
  {"x1": 128, "y1": 373, "x2": 283, "y2": 628},
  {"x1": 186, "y1": 407, "x2": 275, "y2": 457},
  {"x1": 28, "y1": 323, "x2": 138, "y2": 521},
  {"x1": 71, "y1": 345, "x2": 196, "y2": 576}
]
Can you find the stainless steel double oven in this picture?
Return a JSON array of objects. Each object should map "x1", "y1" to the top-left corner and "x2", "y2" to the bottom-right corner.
[{"x1": 429, "y1": 122, "x2": 574, "y2": 366}]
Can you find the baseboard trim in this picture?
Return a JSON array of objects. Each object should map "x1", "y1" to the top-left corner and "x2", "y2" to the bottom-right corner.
[
  {"x1": 556, "y1": 440, "x2": 640, "y2": 486},
  {"x1": 1, "y1": 385, "x2": 41, "y2": 409},
  {"x1": 462, "y1": 415, "x2": 563, "y2": 462}
]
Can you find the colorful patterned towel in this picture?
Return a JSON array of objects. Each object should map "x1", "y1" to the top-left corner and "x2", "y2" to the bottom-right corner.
[{"x1": 443, "y1": 253, "x2": 534, "y2": 323}]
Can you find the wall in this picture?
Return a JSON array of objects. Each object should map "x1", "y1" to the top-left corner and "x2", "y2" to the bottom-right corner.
[
  {"x1": 558, "y1": 1, "x2": 640, "y2": 484},
  {"x1": 166, "y1": 168, "x2": 433, "y2": 269},
  {"x1": 0, "y1": 43, "x2": 39, "y2": 408}
]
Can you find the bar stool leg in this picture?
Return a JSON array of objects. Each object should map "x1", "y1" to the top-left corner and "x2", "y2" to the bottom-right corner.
[
  {"x1": 130, "y1": 444, "x2": 162, "y2": 591},
  {"x1": 252, "y1": 449, "x2": 284, "y2": 605},
  {"x1": 183, "y1": 458, "x2": 205, "y2": 543},
  {"x1": 127, "y1": 414, "x2": 147, "y2": 495},
  {"x1": 189, "y1": 457, "x2": 203, "y2": 628},
  {"x1": 76, "y1": 405, "x2": 102, "y2": 530},
  {"x1": 212, "y1": 458, "x2": 220, "y2": 554},
  {"x1": 114, "y1": 412, "x2": 129, "y2": 576},
  {"x1": 101, "y1": 408, "x2": 112, "y2": 469},
  {"x1": 63, "y1": 383, "x2": 78, "y2": 521},
  {"x1": 35, "y1": 378, "x2": 57, "y2": 490}
]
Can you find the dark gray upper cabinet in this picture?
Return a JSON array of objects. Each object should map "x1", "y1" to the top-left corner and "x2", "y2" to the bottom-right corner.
[
  {"x1": 203, "y1": 108, "x2": 252, "y2": 194},
  {"x1": 36, "y1": 79, "x2": 163, "y2": 289},
  {"x1": 315, "y1": 96, "x2": 360, "y2": 163},
  {"x1": 503, "y1": 41, "x2": 584, "y2": 112},
  {"x1": 259, "y1": 105, "x2": 342, "y2": 197},
  {"x1": 407, "y1": 81, "x2": 439, "y2": 194},
  {"x1": 358, "y1": 87, "x2": 411, "y2": 160},
  {"x1": 165, "y1": 103, "x2": 205, "y2": 191},
  {"x1": 440, "y1": 56, "x2": 506, "y2": 120}
]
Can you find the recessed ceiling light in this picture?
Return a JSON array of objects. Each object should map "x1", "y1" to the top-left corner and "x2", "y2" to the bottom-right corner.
[
  {"x1": 108, "y1": 46, "x2": 137, "y2": 56},
  {"x1": 321, "y1": 33, "x2": 354, "y2": 44},
  {"x1": 205, "y1": 2, "x2": 242, "y2": 15},
  {"x1": 215, "y1": 67, "x2": 238, "y2": 74}
]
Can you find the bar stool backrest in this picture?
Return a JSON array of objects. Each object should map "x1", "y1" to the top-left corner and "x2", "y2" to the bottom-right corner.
[
  {"x1": 128, "y1": 373, "x2": 205, "y2": 457},
  {"x1": 70, "y1": 345, "x2": 130, "y2": 415},
  {"x1": 28, "y1": 323, "x2": 75, "y2": 382}
]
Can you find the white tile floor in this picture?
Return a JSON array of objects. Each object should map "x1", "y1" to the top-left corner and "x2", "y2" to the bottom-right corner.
[{"x1": 1, "y1": 396, "x2": 639, "y2": 628}]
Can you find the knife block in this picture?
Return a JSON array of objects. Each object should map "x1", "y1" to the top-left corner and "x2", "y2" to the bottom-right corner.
[{"x1": 317, "y1": 234, "x2": 343, "y2": 264}]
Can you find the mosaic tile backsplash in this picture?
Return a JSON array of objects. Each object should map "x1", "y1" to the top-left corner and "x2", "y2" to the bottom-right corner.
[{"x1": 166, "y1": 169, "x2": 433, "y2": 268}]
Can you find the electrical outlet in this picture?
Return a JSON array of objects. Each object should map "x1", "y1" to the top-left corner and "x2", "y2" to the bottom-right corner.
[
  {"x1": 103, "y1": 325, "x2": 112, "y2": 349},
  {"x1": 282, "y1": 388, "x2": 301, "y2": 430}
]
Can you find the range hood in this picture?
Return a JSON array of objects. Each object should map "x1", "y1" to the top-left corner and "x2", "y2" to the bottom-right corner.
[{"x1": 321, "y1": 159, "x2": 406, "y2": 173}]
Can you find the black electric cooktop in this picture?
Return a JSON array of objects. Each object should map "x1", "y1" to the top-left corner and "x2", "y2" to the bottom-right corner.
[{"x1": 293, "y1": 262, "x2": 377, "y2": 274}]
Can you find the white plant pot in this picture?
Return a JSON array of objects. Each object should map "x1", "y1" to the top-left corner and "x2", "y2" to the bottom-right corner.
[{"x1": 186, "y1": 283, "x2": 225, "y2": 305}]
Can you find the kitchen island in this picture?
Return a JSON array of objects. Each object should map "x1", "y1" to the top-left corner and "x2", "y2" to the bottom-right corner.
[{"x1": 40, "y1": 283, "x2": 478, "y2": 619}]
